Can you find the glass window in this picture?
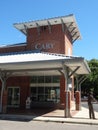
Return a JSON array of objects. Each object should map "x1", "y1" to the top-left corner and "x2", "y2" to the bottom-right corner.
[
  {"x1": 30, "y1": 75, "x2": 60, "y2": 103},
  {"x1": 38, "y1": 95, "x2": 44, "y2": 101},
  {"x1": 7, "y1": 87, "x2": 20, "y2": 107},
  {"x1": 30, "y1": 87, "x2": 60, "y2": 103},
  {"x1": 30, "y1": 87, "x2": 38, "y2": 101},
  {"x1": 45, "y1": 76, "x2": 51, "y2": 83},
  {"x1": 38, "y1": 76, "x2": 44, "y2": 83},
  {"x1": 31, "y1": 76, "x2": 60, "y2": 83},
  {"x1": 31, "y1": 76, "x2": 37, "y2": 83},
  {"x1": 38, "y1": 87, "x2": 44, "y2": 94},
  {"x1": 31, "y1": 87, "x2": 37, "y2": 94},
  {"x1": 8, "y1": 88, "x2": 13, "y2": 105},
  {"x1": 53, "y1": 76, "x2": 60, "y2": 83},
  {"x1": 45, "y1": 87, "x2": 50, "y2": 94}
]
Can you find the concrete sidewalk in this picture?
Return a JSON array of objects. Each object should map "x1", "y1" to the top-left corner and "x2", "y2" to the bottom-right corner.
[
  {"x1": 0, "y1": 102, "x2": 98, "y2": 125},
  {"x1": 35, "y1": 102, "x2": 98, "y2": 125}
]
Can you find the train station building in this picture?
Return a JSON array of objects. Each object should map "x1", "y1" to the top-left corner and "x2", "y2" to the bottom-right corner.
[{"x1": 0, "y1": 14, "x2": 90, "y2": 117}]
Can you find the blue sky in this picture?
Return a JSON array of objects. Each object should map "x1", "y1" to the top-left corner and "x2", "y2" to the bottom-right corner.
[{"x1": 0, "y1": 0, "x2": 98, "y2": 60}]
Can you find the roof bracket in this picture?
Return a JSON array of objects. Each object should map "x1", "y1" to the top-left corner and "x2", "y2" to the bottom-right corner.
[
  {"x1": 72, "y1": 32, "x2": 78, "y2": 38},
  {"x1": 68, "y1": 66, "x2": 80, "y2": 78},
  {"x1": 67, "y1": 22, "x2": 74, "y2": 29},
  {"x1": 24, "y1": 24, "x2": 28, "y2": 34},
  {"x1": 70, "y1": 27, "x2": 76, "y2": 33},
  {"x1": 75, "y1": 75, "x2": 88, "y2": 91},
  {"x1": 65, "y1": 22, "x2": 74, "y2": 34},
  {"x1": 72, "y1": 35, "x2": 80, "y2": 43},
  {"x1": 47, "y1": 20, "x2": 52, "y2": 33},
  {"x1": 61, "y1": 19, "x2": 65, "y2": 32},
  {"x1": 78, "y1": 75, "x2": 87, "y2": 84},
  {"x1": 0, "y1": 71, "x2": 12, "y2": 82},
  {"x1": 36, "y1": 22, "x2": 40, "y2": 36}
]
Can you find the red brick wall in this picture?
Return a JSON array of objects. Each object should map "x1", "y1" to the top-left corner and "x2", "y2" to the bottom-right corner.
[
  {"x1": 0, "y1": 25, "x2": 73, "y2": 55},
  {"x1": 64, "y1": 35, "x2": 73, "y2": 55},
  {"x1": 7, "y1": 76, "x2": 30, "y2": 108},
  {"x1": 0, "y1": 46, "x2": 26, "y2": 53},
  {"x1": 0, "y1": 23, "x2": 74, "y2": 109},
  {"x1": 26, "y1": 24, "x2": 72, "y2": 54}
]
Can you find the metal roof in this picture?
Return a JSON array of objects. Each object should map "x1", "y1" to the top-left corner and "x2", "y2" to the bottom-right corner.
[
  {"x1": 0, "y1": 42, "x2": 27, "y2": 48},
  {"x1": 14, "y1": 14, "x2": 81, "y2": 43},
  {"x1": 0, "y1": 51, "x2": 90, "y2": 76}
]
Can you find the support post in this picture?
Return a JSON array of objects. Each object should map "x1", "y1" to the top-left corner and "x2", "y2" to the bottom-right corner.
[
  {"x1": 62, "y1": 64, "x2": 71, "y2": 118},
  {"x1": 0, "y1": 72, "x2": 10, "y2": 113},
  {"x1": 75, "y1": 75, "x2": 87, "y2": 111},
  {"x1": 0, "y1": 78, "x2": 7, "y2": 113},
  {"x1": 75, "y1": 91, "x2": 81, "y2": 110},
  {"x1": 64, "y1": 91, "x2": 71, "y2": 117},
  {"x1": 62, "y1": 64, "x2": 81, "y2": 117}
]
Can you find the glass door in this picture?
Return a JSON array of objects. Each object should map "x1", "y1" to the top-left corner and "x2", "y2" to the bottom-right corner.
[{"x1": 7, "y1": 87, "x2": 20, "y2": 107}]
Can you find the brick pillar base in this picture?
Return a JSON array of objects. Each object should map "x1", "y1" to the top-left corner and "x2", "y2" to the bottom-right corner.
[
  {"x1": 65, "y1": 91, "x2": 71, "y2": 117},
  {"x1": 2, "y1": 90, "x2": 8, "y2": 113},
  {"x1": 75, "y1": 91, "x2": 81, "y2": 110}
]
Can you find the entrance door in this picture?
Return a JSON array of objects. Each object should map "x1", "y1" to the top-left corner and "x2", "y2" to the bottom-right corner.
[{"x1": 7, "y1": 87, "x2": 20, "y2": 107}]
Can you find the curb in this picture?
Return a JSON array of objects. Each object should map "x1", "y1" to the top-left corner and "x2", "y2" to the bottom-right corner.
[
  {"x1": 33, "y1": 116, "x2": 98, "y2": 125},
  {"x1": 0, "y1": 114, "x2": 98, "y2": 125}
]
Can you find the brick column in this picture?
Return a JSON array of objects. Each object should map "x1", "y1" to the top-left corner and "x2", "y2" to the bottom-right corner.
[
  {"x1": 2, "y1": 90, "x2": 8, "y2": 113},
  {"x1": 75, "y1": 91, "x2": 81, "y2": 110}
]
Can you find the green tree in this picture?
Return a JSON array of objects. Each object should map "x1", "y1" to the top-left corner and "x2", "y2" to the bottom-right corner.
[{"x1": 81, "y1": 59, "x2": 98, "y2": 99}]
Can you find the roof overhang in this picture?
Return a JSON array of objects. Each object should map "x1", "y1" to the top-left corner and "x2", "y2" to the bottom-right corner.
[
  {"x1": 0, "y1": 51, "x2": 90, "y2": 77},
  {"x1": 14, "y1": 14, "x2": 81, "y2": 43}
]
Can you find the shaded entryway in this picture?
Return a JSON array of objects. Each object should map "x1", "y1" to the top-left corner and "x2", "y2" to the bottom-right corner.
[
  {"x1": 7, "y1": 102, "x2": 77, "y2": 118},
  {"x1": 0, "y1": 51, "x2": 90, "y2": 117}
]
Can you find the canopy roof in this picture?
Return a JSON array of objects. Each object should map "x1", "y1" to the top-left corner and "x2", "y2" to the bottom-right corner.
[
  {"x1": 0, "y1": 51, "x2": 90, "y2": 76},
  {"x1": 14, "y1": 14, "x2": 81, "y2": 43}
]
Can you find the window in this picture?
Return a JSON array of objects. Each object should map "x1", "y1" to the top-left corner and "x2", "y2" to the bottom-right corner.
[
  {"x1": 30, "y1": 76, "x2": 60, "y2": 103},
  {"x1": 30, "y1": 87, "x2": 60, "y2": 103},
  {"x1": 7, "y1": 87, "x2": 20, "y2": 107}
]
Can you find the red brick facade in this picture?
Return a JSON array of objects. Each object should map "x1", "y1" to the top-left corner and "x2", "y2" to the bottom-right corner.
[
  {"x1": 0, "y1": 22, "x2": 74, "y2": 111},
  {"x1": 26, "y1": 24, "x2": 72, "y2": 55}
]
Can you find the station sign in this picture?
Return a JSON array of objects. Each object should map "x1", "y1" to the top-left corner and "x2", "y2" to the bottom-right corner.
[{"x1": 34, "y1": 43, "x2": 54, "y2": 50}]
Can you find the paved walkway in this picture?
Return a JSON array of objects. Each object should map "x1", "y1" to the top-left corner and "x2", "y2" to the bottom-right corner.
[{"x1": 0, "y1": 102, "x2": 98, "y2": 125}]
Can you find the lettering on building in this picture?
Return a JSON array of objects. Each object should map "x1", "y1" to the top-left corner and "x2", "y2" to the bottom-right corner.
[{"x1": 34, "y1": 43, "x2": 54, "y2": 50}]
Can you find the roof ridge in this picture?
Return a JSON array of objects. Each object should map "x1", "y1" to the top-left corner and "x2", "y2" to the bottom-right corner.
[
  {"x1": 14, "y1": 14, "x2": 74, "y2": 25},
  {"x1": 41, "y1": 52, "x2": 82, "y2": 59}
]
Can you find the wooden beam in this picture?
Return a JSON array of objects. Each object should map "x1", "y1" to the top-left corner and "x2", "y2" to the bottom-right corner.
[
  {"x1": 61, "y1": 18, "x2": 65, "y2": 32},
  {"x1": 36, "y1": 22, "x2": 40, "y2": 36},
  {"x1": 47, "y1": 20, "x2": 51, "y2": 33}
]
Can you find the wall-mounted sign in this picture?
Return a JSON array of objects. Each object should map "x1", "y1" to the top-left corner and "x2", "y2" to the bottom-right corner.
[{"x1": 34, "y1": 43, "x2": 54, "y2": 50}]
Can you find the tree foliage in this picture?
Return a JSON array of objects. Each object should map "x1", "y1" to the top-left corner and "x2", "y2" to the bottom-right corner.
[{"x1": 81, "y1": 59, "x2": 98, "y2": 98}]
